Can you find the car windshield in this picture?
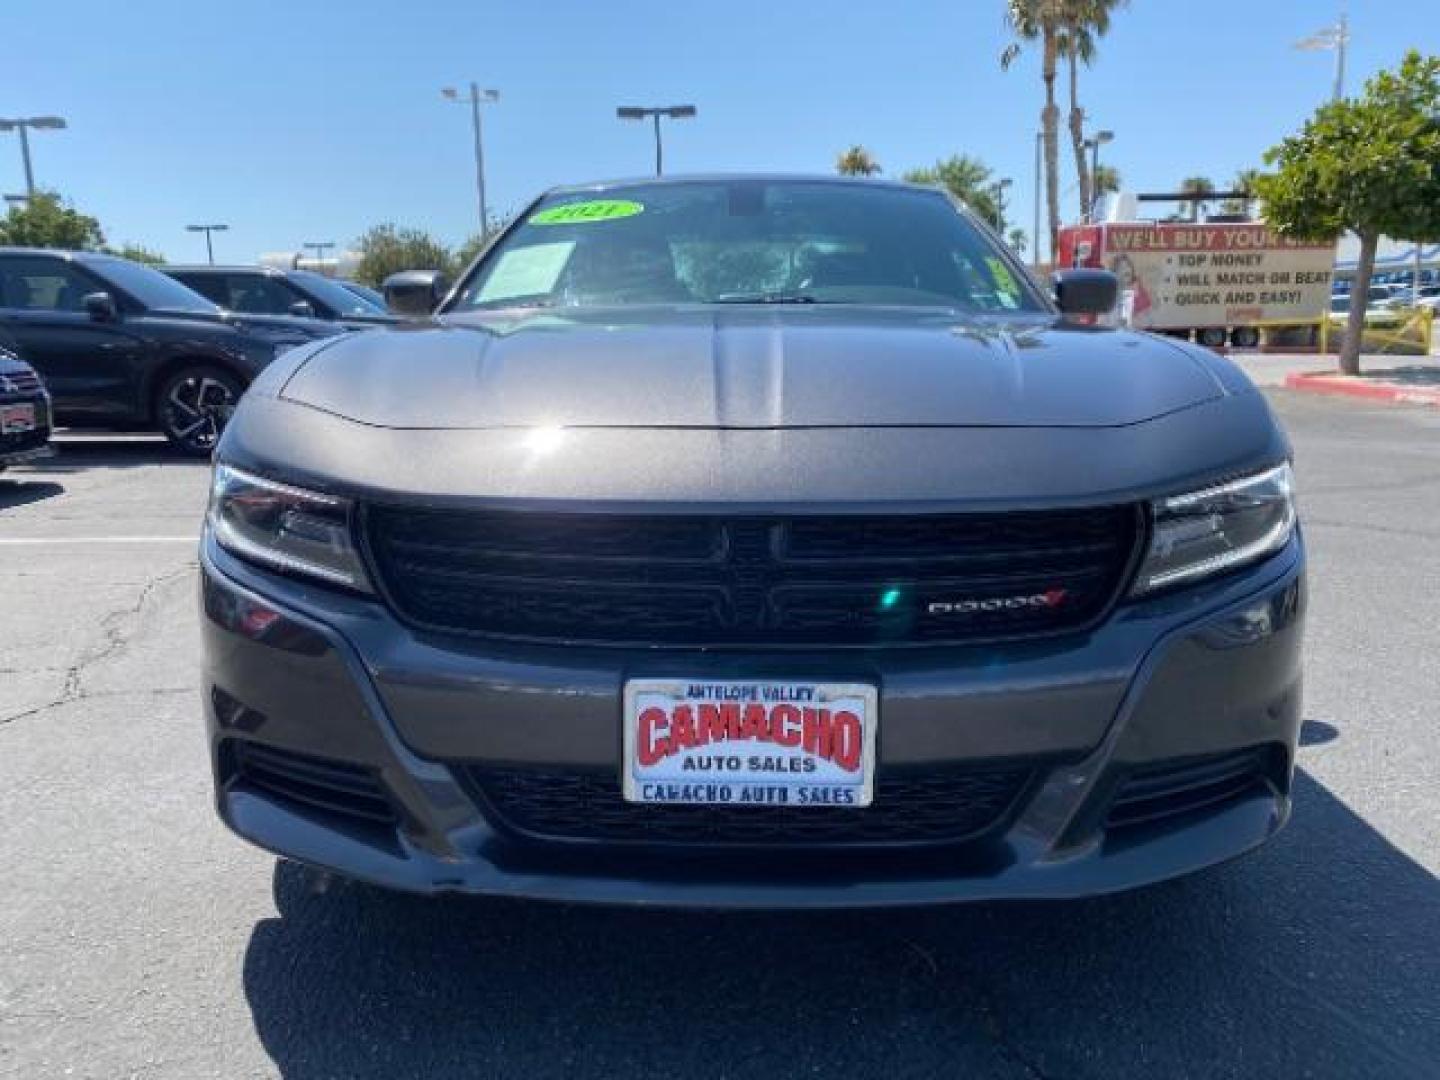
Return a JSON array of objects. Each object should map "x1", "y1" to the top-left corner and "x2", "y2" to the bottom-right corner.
[
  {"x1": 290, "y1": 270, "x2": 387, "y2": 315},
  {"x1": 452, "y1": 180, "x2": 1043, "y2": 312},
  {"x1": 95, "y1": 257, "x2": 218, "y2": 313}
]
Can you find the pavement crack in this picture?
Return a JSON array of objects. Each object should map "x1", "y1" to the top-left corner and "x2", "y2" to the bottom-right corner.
[{"x1": 0, "y1": 564, "x2": 194, "y2": 727}]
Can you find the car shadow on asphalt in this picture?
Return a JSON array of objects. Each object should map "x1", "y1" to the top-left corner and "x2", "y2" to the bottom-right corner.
[
  {"x1": 0, "y1": 478, "x2": 64, "y2": 509},
  {"x1": 242, "y1": 768, "x2": 1439, "y2": 1079},
  {"x1": 32, "y1": 436, "x2": 202, "y2": 474}
]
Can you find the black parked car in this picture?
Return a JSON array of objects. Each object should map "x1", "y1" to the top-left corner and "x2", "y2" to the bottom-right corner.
[
  {"x1": 0, "y1": 249, "x2": 340, "y2": 454},
  {"x1": 0, "y1": 330, "x2": 53, "y2": 472},
  {"x1": 164, "y1": 265, "x2": 399, "y2": 328}
]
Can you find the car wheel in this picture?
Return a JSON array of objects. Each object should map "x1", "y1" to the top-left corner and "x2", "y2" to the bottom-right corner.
[
  {"x1": 1197, "y1": 327, "x2": 1228, "y2": 349},
  {"x1": 156, "y1": 365, "x2": 243, "y2": 456},
  {"x1": 1230, "y1": 326, "x2": 1261, "y2": 348}
]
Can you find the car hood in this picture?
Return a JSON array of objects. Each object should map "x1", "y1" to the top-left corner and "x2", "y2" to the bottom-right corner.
[
  {"x1": 278, "y1": 306, "x2": 1226, "y2": 430},
  {"x1": 152, "y1": 308, "x2": 338, "y2": 338}
]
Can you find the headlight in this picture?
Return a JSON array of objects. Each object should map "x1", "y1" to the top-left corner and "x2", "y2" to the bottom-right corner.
[
  {"x1": 1131, "y1": 463, "x2": 1296, "y2": 595},
  {"x1": 207, "y1": 464, "x2": 371, "y2": 590}
]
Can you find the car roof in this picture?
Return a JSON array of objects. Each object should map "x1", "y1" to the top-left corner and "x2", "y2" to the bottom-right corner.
[
  {"x1": 0, "y1": 246, "x2": 125, "y2": 264},
  {"x1": 543, "y1": 172, "x2": 946, "y2": 198},
  {"x1": 163, "y1": 264, "x2": 286, "y2": 275}
]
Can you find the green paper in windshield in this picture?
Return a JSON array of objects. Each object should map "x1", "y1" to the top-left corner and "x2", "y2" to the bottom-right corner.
[
  {"x1": 476, "y1": 241, "x2": 575, "y2": 301},
  {"x1": 530, "y1": 199, "x2": 644, "y2": 225}
]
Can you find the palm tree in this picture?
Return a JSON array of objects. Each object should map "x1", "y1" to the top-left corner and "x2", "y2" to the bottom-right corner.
[
  {"x1": 835, "y1": 146, "x2": 881, "y2": 176},
  {"x1": 1059, "y1": 1, "x2": 1125, "y2": 224},
  {"x1": 1178, "y1": 175, "x2": 1216, "y2": 222},
  {"x1": 1092, "y1": 163, "x2": 1121, "y2": 217},
  {"x1": 1218, "y1": 167, "x2": 1264, "y2": 217},
  {"x1": 1007, "y1": 226, "x2": 1029, "y2": 256},
  {"x1": 1002, "y1": 0, "x2": 1067, "y2": 260},
  {"x1": 902, "y1": 155, "x2": 1001, "y2": 224}
]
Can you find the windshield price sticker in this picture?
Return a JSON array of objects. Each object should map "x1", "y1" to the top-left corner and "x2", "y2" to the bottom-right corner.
[
  {"x1": 530, "y1": 199, "x2": 645, "y2": 225},
  {"x1": 622, "y1": 679, "x2": 878, "y2": 807}
]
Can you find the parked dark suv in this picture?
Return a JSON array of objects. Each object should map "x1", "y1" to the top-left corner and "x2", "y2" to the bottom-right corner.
[
  {"x1": 165, "y1": 265, "x2": 398, "y2": 328},
  {"x1": 0, "y1": 249, "x2": 340, "y2": 454},
  {"x1": 0, "y1": 330, "x2": 53, "y2": 471},
  {"x1": 202, "y1": 176, "x2": 1304, "y2": 907}
]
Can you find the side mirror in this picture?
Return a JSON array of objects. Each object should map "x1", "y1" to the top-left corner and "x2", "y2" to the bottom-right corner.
[
  {"x1": 1052, "y1": 269, "x2": 1119, "y2": 316},
  {"x1": 288, "y1": 300, "x2": 317, "y2": 319},
  {"x1": 382, "y1": 270, "x2": 451, "y2": 318},
  {"x1": 83, "y1": 291, "x2": 118, "y2": 322}
]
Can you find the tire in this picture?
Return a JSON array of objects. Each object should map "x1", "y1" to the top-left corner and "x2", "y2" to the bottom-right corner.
[
  {"x1": 154, "y1": 365, "x2": 243, "y2": 456},
  {"x1": 1230, "y1": 326, "x2": 1261, "y2": 349},
  {"x1": 1197, "y1": 327, "x2": 1228, "y2": 349}
]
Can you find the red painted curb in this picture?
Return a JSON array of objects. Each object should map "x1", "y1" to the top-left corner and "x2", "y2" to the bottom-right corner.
[{"x1": 1283, "y1": 372, "x2": 1440, "y2": 407}]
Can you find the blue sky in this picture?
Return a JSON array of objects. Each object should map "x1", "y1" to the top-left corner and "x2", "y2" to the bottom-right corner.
[{"x1": 1, "y1": 0, "x2": 1415, "y2": 262}]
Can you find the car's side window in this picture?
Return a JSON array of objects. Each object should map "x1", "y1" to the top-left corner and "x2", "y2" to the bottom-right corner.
[
  {"x1": 177, "y1": 275, "x2": 230, "y2": 307},
  {"x1": 0, "y1": 256, "x2": 95, "y2": 313},
  {"x1": 224, "y1": 274, "x2": 301, "y2": 315}
]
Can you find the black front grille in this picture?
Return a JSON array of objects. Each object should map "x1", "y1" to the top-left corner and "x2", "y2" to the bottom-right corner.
[
  {"x1": 1106, "y1": 747, "x2": 1274, "y2": 829},
  {"x1": 364, "y1": 505, "x2": 1140, "y2": 647},
  {"x1": 231, "y1": 741, "x2": 396, "y2": 825},
  {"x1": 459, "y1": 764, "x2": 1033, "y2": 847}
]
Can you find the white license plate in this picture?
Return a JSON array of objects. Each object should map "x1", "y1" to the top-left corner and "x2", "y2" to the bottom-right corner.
[
  {"x1": 622, "y1": 679, "x2": 878, "y2": 807},
  {"x1": 0, "y1": 403, "x2": 35, "y2": 434}
]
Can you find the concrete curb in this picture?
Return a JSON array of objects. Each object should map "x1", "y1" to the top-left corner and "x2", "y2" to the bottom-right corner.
[{"x1": 1283, "y1": 372, "x2": 1440, "y2": 408}]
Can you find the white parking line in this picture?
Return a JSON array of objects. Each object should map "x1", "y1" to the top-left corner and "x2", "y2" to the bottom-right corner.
[{"x1": 0, "y1": 536, "x2": 197, "y2": 545}]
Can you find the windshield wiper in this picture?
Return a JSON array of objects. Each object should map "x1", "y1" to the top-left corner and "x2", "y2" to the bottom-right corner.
[{"x1": 712, "y1": 293, "x2": 827, "y2": 305}]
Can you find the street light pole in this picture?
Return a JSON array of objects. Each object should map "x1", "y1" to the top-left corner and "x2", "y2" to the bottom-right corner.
[
  {"x1": 186, "y1": 223, "x2": 229, "y2": 264},
  {"x1": 303, "y1": 242, "x2": 336, "y2": 272},
  {"x1": 443, "y1": 84, "x2": 500, "y2": 235},
  {"x1": 17, "y1": 125, "x2": 33, "y2": 196},
  {"x1": 0, "y1": 116, "x2": 67, "y2": 198},
  {"x1": 1084, "y1": 129, "x2": 1114, "y2": 222},
  {"x1": 616, "y1": 105, "x2": 697, "y2": 176},
  {"x1": 1295, "y1": 5, "x2": 1349, "y2": 102},
  {"x1": 992, "y1": 177, "x2": 1013, "y2": 232}
]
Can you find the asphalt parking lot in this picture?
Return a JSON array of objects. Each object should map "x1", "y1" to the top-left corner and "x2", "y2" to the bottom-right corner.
[{"x1": 2, "y1": 392, "x2": 1438, "y2": 1080}]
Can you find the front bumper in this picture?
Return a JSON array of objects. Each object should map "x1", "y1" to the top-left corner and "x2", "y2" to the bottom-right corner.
[
  {"x1": 200, "y1": 531, "x2": 1306, "y2": 908},
  {"x1": 0, "y1": 393, "x2": 54, "y2": 466}
]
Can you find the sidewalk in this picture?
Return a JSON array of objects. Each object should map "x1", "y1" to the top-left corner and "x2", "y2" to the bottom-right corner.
[{"x1": 1230, "y1": 351, "x2": 1440, "y2": 407}]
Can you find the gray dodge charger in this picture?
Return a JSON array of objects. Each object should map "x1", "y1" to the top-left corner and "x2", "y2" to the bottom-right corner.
[{"x1": 200, "y1": 175, "x2": 1305, "y2": 907}]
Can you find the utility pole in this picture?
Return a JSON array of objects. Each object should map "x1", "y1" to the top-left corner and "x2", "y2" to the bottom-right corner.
[
  {"x1": 186, "y1": 223, "x2": 229, "y2": 264},
  {"x1": 443, "y1": 84, "x2": 500, "y2": 235},
  {"x1": 1032, "y1": 131, "x2": 1042, "y2": 268},
  {"x1": 0, "y1": 116, "x2": 67, "y2": 198},
  {"x1": 616, "y1": 105, "x2": 697, "y2": 176}
]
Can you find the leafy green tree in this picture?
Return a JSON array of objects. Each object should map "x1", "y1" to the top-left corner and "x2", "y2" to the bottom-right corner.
[
  {"x1": 1060, "y1": 0, "x2": 1126, "y2": 220},
  {"x1": 1257, "y1": 50, "x2": 1440, "y2": 375},
  {"x1": 902, "y1": 155, "x2": 1000, "y2": 225},
  {"x1": 353, "y1": 223, "x2": 453, "y2": 287},
  {"x1": 1007, "y1": 226, "x2": 1029, "y2": 256},
  {"x1": 1002, "y1": 0, "x2": 1066, "y2": 257},
  {"x1": 0, "y1": 192, "x2": 104, "y2": 250},
  {"x1": 106, "y1": 243, "x2": 166, "y2": 265},
  {"x1": 835, "y1": 146, "x2": 882, "y2": 176},
  {"x1": 453, "y1": 212, "x2": 513, "y2": 270}
]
